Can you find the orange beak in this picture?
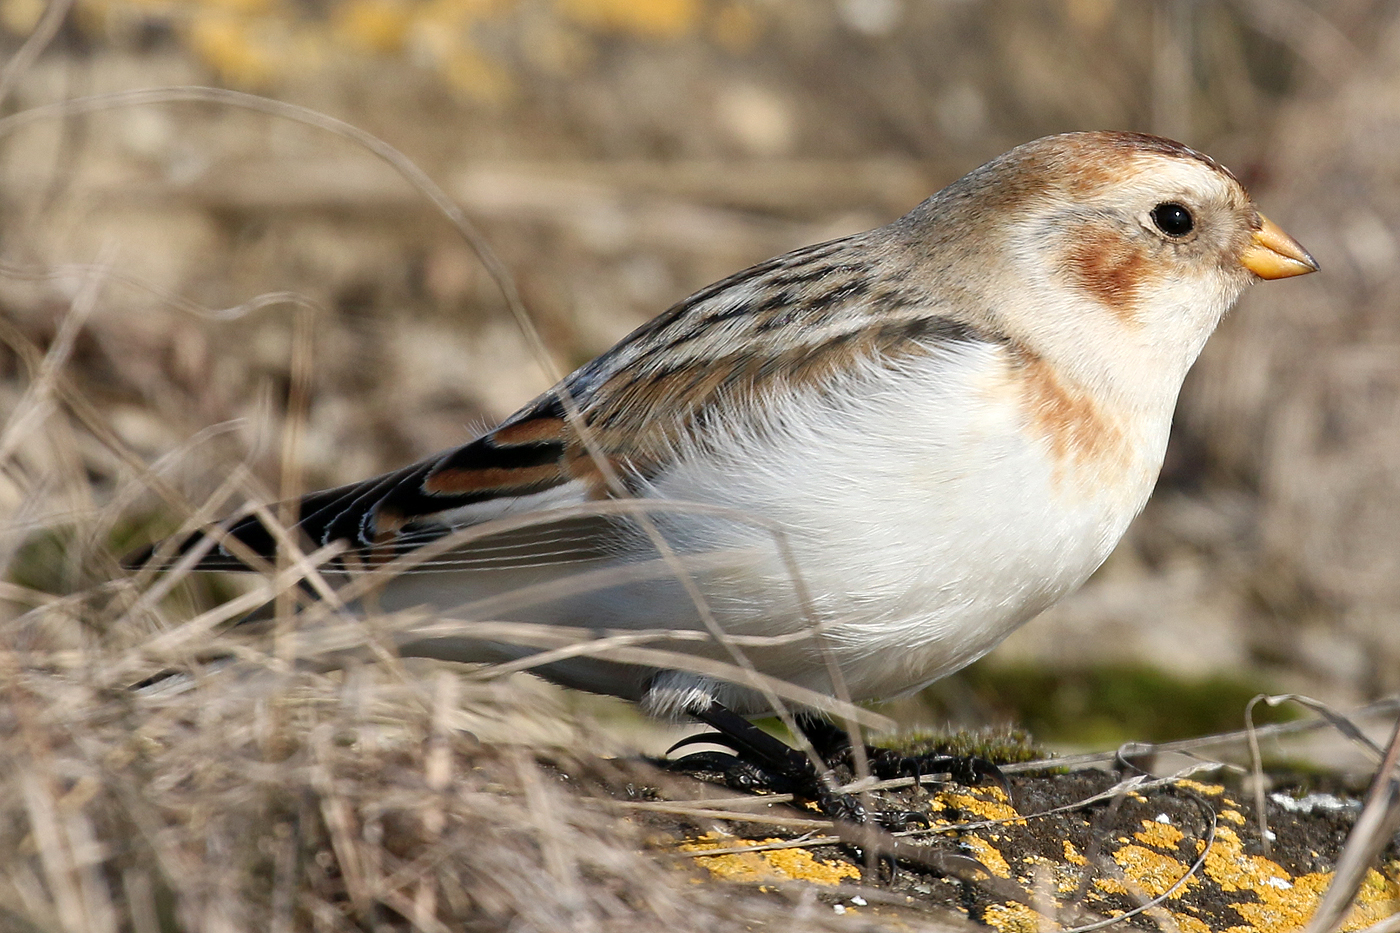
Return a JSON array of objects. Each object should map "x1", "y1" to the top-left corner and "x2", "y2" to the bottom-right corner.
[{"x1": 1241, "y1": 214, "x2": 1319, "y2": 279}]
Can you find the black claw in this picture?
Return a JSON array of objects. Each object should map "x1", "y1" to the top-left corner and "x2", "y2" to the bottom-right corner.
[
  {"x1": 977, "y1": 760, "x2": 1015, "y2": 801},
  {"x1": 666, "y1": 731, "x2": 742, "y2": 756},
  {"x1": 666, "y1": 750, "x2": 744, "y2": 774},
  {"x1": 939, "y1": 755, "x2": 1014, "y2": 801},
  {"x1": 694, "y1": 703, "x2": 812, "y2": 774},
  {"x1": 666, "y1": 750, "x2": 786, "y2": 793}
]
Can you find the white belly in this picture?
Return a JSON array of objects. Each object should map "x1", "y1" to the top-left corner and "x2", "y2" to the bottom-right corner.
[
  {"x1": 386, "y1": 342, "x2": 1171, "y2": 715},
  {"x1": 640, "y1": 341, "x2": 1168, "y2": 707}
]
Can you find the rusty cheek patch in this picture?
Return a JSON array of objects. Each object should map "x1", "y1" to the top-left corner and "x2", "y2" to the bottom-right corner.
[
  {"x1": 1062, "y1": 225, "x2": 1151, "y2": 322},
  {"x1": 1014, "y1": 353, "x2": 1129, "y2": 479}
]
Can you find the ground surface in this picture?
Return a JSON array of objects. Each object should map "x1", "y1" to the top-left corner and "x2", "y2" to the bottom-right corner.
[{"x1": 596, "y1": 755, "x2": 1400, "y2": 932}]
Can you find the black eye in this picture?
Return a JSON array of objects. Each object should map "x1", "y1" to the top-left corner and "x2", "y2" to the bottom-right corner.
[{"x1": 1151, "y1": 202, "x2": 1194, "y2": 237}]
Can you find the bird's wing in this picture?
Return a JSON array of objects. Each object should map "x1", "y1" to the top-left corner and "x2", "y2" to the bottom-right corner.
[{"x1": 142, "y1": 232, "x2": 990, "y2": 574}]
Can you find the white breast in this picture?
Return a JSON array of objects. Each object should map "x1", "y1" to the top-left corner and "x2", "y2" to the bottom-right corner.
[
  {"x1": 379, "y1": 338, "x2": 1174, "y2": 716},
  {"x1": 644, "y1": 338, "x2": 1171, "y2": 706}
]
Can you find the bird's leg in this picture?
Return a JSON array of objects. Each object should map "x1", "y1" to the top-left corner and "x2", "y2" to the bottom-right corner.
[
  {"x1": 667, "y1": 705, "x2": 956, "y2": 827},
  {"x1": 665, "y1": 701, "x2": 870, "y2": 822},
  {"x1": 668, "y1": 704, "x2": 1010, "y2": 802},
  {"x1": 789, "y1": 714, "x2": 1011, "y2": 810},
  {"x1": 792, "y1": 712, "x2": 858, "y2": 761},
  {"x1": 865, "y1": 746, "x2": 1012, "y2": 800},
  {"x1": 757, "y1": 711, "x2": 1011, "y2": 795}
]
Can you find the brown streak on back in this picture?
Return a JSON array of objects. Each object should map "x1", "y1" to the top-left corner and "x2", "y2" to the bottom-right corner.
[
  {"x1": 592, "y1": 361, "x2": 740, "y2": 432},
  {"x1": 563, "y1": 444, "x2": 628, "y2": 498},
  {"x1": 422, "y1": 464, "x2": 564, "y2": 495},
  {"x1": 575, "y1": 322, "x2": 955, "y2": 480},
  {"x1": 491, "y1": 416, "x2": 568, "y2": 446}
]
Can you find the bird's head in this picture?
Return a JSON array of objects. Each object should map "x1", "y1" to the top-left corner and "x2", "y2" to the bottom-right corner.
[{"x1": 921, "y1": 131, "x2": 1318, "y2": 408}]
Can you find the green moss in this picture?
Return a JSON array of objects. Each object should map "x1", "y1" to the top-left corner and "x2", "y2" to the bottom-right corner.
[
  {"x1": 921, "y1": 662, "x2": 1299, "y2": 747},
  {"x1": 5, "y1": 514, "x2": 242, "y2": 615},
  {"x1": 6, "y1": 511, "x2": 172, "y2": 596},
  {"x1": 6, "y1": 525, "x2": 80, "y2": 595},
  {"x1": 868, "y1": 726, "x2": 1043, "y2": 764}
]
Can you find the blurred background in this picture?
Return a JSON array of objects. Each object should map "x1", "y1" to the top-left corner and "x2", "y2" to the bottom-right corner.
[{"x1": 1, "y1": 0, "x2": 1395, "y2": 748}]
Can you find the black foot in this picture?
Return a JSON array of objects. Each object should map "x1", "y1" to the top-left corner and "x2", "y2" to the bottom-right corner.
[
  {"x1": 664, "y1": 705, "x2": 939, "y2": 828},
  {"x1": 661, "y1": 748, "x2": 777, "y2": 794},
  {"x1": 666, "y1": 704, "x2": 871, "y2": 822},
  {"x1": 866, "y1": 749, "x2": 1013, "y2": 799},
  {"x1": 784, "y1": 716, "x2": 1011, "y2": 799}
]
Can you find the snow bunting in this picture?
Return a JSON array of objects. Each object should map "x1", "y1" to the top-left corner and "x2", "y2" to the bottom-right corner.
[{"x1": 146, "y1": 132, "x2": 1316, "y2": 732}]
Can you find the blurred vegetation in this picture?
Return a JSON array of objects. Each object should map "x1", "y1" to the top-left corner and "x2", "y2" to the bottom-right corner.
[
  {"x1": 3, "y1": 5, "x2": 1399, "y2": 929},
  {"x1": 868, "y1": 725, "x2": 1043, "y2": 765},
  {"x1": 4, "y1": 0, "x2": 756, "y2": 101},
  {"x1": 1, "y1": 0, "x2": 1397, "y2": 730},
  {"x1": 926, "y1": 661, "x2": 1299, "y2": 748}
]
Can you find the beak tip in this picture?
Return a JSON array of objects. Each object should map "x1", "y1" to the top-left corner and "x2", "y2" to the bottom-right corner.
[{"x1": 1244, "y1": 214, "x2": 1319, "y2": 280}]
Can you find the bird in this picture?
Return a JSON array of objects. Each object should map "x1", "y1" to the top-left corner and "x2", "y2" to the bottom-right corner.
[{"x1": 140, "y1": 131, "x2": 1316, "y2": 805}]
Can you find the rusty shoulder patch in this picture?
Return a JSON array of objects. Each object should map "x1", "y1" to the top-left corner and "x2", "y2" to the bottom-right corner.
[{"x1": 1012, "y1": 348, "x2": 1128, "y2": 476}]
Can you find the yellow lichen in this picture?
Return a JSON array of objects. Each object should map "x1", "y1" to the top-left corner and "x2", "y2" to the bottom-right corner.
[
  {"x1": 556, "y1": 0, "x2": 698, "y2": 39},
  {"x1": 945, "y1": 787, "x2": 1398, "y2": 933},
  {"x1": 1084, "y1": 814, "x2": 1395, "y2": 932},
  {"x1": 1094, "y1": 876, "x2": 1127, "y2": 895},
  {"x1": 680, "y1": 834, "x2": 859, "y2": 886},
  {"x1": 1204, "y1": 826, "x2": 1293, "y2": 896},
  {"x1": 763, "y1": 845, "x2": 860, "y2": 886},
  {"x1": 1112, "y1": 844, "x2": 1195, "y2": 899},
  {"x1": 1340, "y1": 868, "x2": 1400, "y2": 929},
  {"x1": 963, "y1": 834, "x2": 1013, "y2": 879},
  {"x1": 1176, "y1": 780, "x2": 1225, "y2": 796},
  {"x1": 1200, "y1": 825, "x2": 1385, "y2": 931},
  {"x1": 978, "y1": 819, "x2": 1400, "y2": 933},
  {"x1": 1134, "y1": 819, "x2": 1185, "y2": 850},
  {"x1": 1172, "y1": 915, "x2": 1213, "y2": 933},
  {"x1": 939, "y1": 788, "x2": 1022, "y2": 825},
  {"x1": 983, "y1": 901, "x2": 1057, "y2": 932}
]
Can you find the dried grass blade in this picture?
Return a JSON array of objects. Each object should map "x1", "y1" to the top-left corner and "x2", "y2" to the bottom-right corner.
[{"x1": 1302, "y1": 715, "x2": 1400, "y2": 933}]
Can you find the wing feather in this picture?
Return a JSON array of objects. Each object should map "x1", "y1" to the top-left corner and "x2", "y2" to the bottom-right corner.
[{"x1": 136, "y1": 227, "x2": 994, "y2": 574}]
